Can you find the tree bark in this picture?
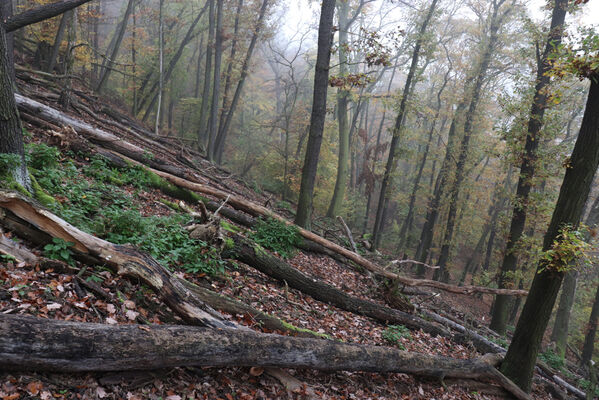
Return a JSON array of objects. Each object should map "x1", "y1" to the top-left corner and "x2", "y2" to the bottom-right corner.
[
  {"x1": 0, "y1": 314, "x2": 529, "y2": 400},
  {"x1": 294, "y1": 0, "x2": 336, "y2": 228},
  {"x1": 501, "y1": 74, "x2": 599, "y2": 392},
  {"x1": 1, "y1": 0, "x2": 15, "y2": 80},
  {"x1": 371, "y1": 0, "x2": 439, "y2": 250},
  {"x1": 0, "y1": 22, "x2": 29, "y2": 190},
  {"x1": 490, "y1": 0, "x2": 568, "y2": 336},
  {"x1": 550, "y1": 269, "x2": 578, "y2": 359}
]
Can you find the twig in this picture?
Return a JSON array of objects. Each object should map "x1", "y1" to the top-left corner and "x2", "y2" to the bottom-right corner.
[
  {"x1": 336, "y1": 216, "x2": 358, "y2": 254},
  {"x1": 384, "y1": 259, "x2": 440, "y2": 270},
  {"x1": 214, "y1": 195, "x2": 231, "y2": 218}
]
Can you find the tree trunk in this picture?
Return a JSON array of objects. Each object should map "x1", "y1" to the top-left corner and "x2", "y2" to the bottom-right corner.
[
  {"x1": 1, "y1": 0, "x2": 14, "y2": 81},
  {"x1": 371, "y1": 0, "x2": 439, "y2": 250},
  {"x1": 213, "y1": 0, "x2": 269, "y2": 163},
  {"x1": 214, "y1": 0, "x2": 243, "y2": 164},
  {"x1": 550, "y1": 270, "x2": 578, "y2": 359},
  {"x1": 95, "y1": 0, "x2": 135, "y2": 92},
  {"x1": 46, "y1": 11, "x2": 68, "y2": 73},
  {"x1": 0, "y1": 315, "x2": 529, "y2": 400},
  {"x1": 581, "y1": 283, "x2": 599, "y2": 367},
  {"x1": 0, "y1": 23, "x2": 29, "y2": 190},
  {"x1": 197, "y1": 0, "x2": 215, "y2": 149},
  {"x1": 207, "y1": 0, "x2": 223, "y2": 161},
  {"x1": 294, "y1": 0, "x2": 336, "y2": 228},
  {"x1": 326, "y1": 1, "x2": 351, "y2": 218},
  {"x1": 501, "y1": 74, "x2": 599, "y2": 393},
  {"x1": 154, "y1": 0, "x2": 164, "y2": 134},
  {"x1": 490, "y1": 0, "x2": 568, "y2": 336}
]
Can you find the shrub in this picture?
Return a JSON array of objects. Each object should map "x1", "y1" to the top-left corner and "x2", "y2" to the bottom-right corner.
[
  {"x1": 27, "y1": 143, "x2": 60, "y2": 170},
  {"x1": 382, "y1": 325, "x2": 412, "y2": 349}
]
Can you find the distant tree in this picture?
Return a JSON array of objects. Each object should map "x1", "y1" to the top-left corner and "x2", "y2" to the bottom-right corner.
[
  {"x1": 581, "y1": 281, "x2": 599, "y2": 367},
  {"x1": 370, "y1": 0, "x2": 439, "y2": 249},
  {"x1": 294, "y1": 0, "x2": 336, "y2": 228}
]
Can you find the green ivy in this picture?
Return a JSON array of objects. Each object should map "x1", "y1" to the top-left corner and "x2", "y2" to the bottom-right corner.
[{"x1": 382, "y1": 325, "x2": 412, "y2": 350}]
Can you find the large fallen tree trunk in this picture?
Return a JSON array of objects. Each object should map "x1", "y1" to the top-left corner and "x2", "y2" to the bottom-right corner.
[
  {"x1": 14, "y1": 94, "x2": 528, "y2": 297},
  {"x1": 223, "y1": 234, "x2": 447, "y2": 337},
  {"x1": 0, "y1": 314, "x2": 530, "y2": 400}
]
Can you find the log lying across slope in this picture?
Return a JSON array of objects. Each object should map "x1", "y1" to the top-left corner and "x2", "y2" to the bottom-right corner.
[
  {"x1": 13, "y1": 94, "x2": 528, "y2": 298},
  {"x1": 0, "y1": 314, "x2": 530, "y2": 400},
  {"x1": 224, "y1": 234, "x2": 447, "y2": 336}
]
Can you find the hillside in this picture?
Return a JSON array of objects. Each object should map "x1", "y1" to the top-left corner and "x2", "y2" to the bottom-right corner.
[{"x1": 0, "y1": 68, "x2": 592, "y2": 400}]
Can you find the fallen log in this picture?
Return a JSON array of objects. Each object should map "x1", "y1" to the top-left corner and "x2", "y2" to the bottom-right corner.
[
  {"x1": 0, "y1": 314, "x2": 530, "y2": 400},
  {"x1": 0, "y1": 189, "x2": 231, "y2": 330},
  {"x1": 223, "y1": 234, "x2": 448, "y2": 337},
  {"x1": 14, "y1": 94, "x2": 528, "y2": 297}
]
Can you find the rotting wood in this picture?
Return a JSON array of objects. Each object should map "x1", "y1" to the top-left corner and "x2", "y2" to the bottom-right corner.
[
  {"x1": 337, "y1": 216, "x2": 358, "y2": 253},
  {"x1": 0, "y1": 314, "x2": 531, "y2": 400}
]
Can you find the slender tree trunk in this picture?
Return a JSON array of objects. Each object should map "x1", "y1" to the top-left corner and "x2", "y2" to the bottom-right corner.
[
  {"x1": 215, "y1": 0, "x2": 243, "y2": 164},
  {"x1": 501, "y1": 74, "x2": 599, "y2": 393},
  {"x1": 327, "y1": 0, "x2": 351, "y2": 218},
  {"x1": 197, "y1": 0, "x2": 215, "y2": 150},
  {"x1": 154, "y1": 0, "x2": 164, "y2": 134},
  {"x1": 294, "y1": 0, "x2": 335, "y2": 228},
  {"x1": 371, "y1": 0, "x2": 439, "y2": 250},
  {"x1": 0, "y1": 23, "x2": 28, "y2": 190},
  {"x1": 490, "y1": 0, "x2": 568, "y2": 336},
  {"x1": 581, "y1": 283, "x2": 599, "y2": 367},
  {"x1": 131, "y1": 9, "x2": 137, "y2": 115},
  {"x1": 95, "y1": 0, "x2": 135, "y2": 92},
  {"x1": 194, "y1": 33, "x2": 205, "y2": 99},
  {"x1": 0, "y1": 1, "x2": 14, "y2": 81},
  {"x1": 214, "y1": 0, "x2": 269, "y2": 163},
  {"x1": 46, "y1": 10, "x2": 68, "y2": 73},
  {"x1": 206, "y1": 0, "x2": 223, "y2": 161}
]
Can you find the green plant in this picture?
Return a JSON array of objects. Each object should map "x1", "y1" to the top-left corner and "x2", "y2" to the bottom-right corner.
[
  {"x1": 44, "y1": 237, "x2": 75, "y2": 265},
  {"x1": 382, "y1": 325, "x2": 412, "y2": 349},
  {"x1": 539, "y1": 349, "x2": 565, "y2": 370},
  {"x1": 27, "y1": 143, "x2": 60, "y2": 170},
  {"x1": 540, "y1": 224, "x2": 591, "y2": 273},
  {"x1": 249, "y1": 217, "x2": 302, "y2": 259}
]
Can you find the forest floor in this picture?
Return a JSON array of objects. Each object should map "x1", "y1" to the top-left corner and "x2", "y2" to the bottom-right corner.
[{"x1": 0, "y1": 69, "x2": 580, "y2": 400}]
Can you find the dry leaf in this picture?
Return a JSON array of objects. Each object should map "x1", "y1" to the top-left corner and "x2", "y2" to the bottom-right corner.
[
  {"x1": 96, "y1": 387, "x2": 107, "y2": 399},
  {"x1": 106, "y1": 304, "x2": 116, "y2": 314},
  {"x1": 105, "y1": 317, "x2": 118, "y2": 325},
  {"x1": 249, "y1": 367, "x2": 264, "y2": 377},
  {"x1": 26, "y1": 381, "x2": 43, "y2": 395},
  {"x1": 126, "y1": 310, "x2": 139, "y2": 321}
]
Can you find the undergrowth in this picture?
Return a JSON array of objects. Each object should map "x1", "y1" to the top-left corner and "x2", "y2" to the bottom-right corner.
[
  {"x1": 382, "y1": 324, "x2": 412, "y2": 350},
  {"x1": 249, "y1": 217, "x2": 302, "y2": 259},
  {"x1": 32, "y1": 152, "x2": 225, "y2": 275}
]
